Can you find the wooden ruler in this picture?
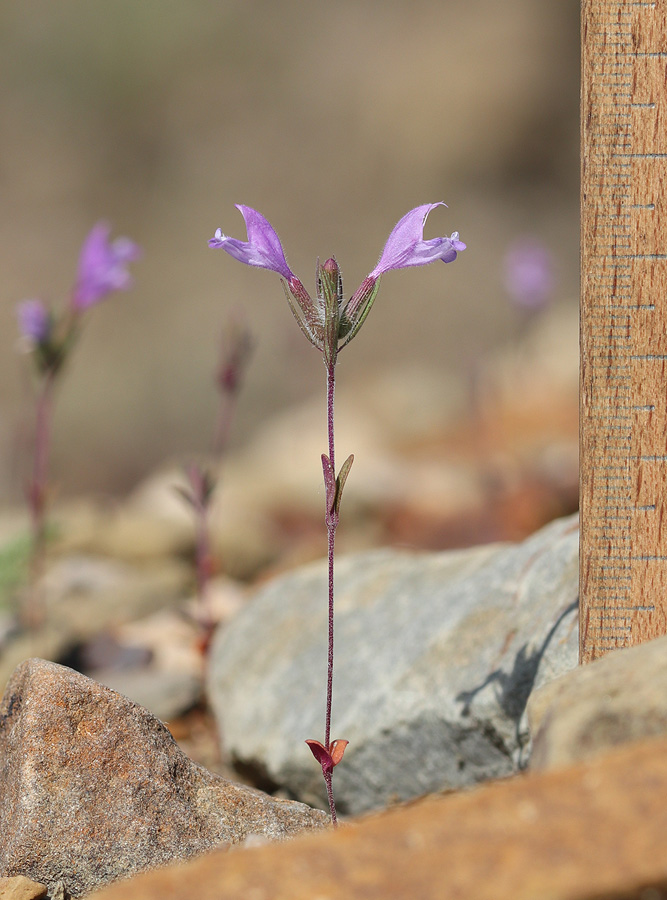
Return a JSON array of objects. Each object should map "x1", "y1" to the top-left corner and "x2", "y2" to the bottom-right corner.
[{"x1": 580, "y1": 0, "x2": 667, "y2": 663}]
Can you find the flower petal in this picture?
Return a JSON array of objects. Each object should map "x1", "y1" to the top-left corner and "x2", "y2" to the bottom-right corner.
[
  {"x1": 370, "y1": 203, "x2": 465, "y2": 276},
  {"x1": 208, "y1": 205, "x2": 294, "y2": 280},
  {"x1": 73, "y1": 222, "x2": 141, "y2": 310},
  {"x1": 17, "y1": 299, "x2": 50, "y2": 344},
  {"x1": 503, "y1": 238, "x2": 554, "y2": 310}
]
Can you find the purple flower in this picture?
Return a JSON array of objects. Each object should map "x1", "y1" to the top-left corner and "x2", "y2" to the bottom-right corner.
[
  {"x1": 72, "y1": 222, "x2": 141, "y2": 310},
  {"x1": 208, "y1": 205, "x2": 294, "y2": 280},
  {"x1": 209, "y1": 206, "x2": 321, "y2": 346},
  {"x1": 209, "y1": 203, "x2": 466, "y2": 355},
  {"x1": 369, "y1": 203, "x2": 466, "y2": 277},
  {"x1": 344, "y1": 204, "x2": 465, "y2": 327},
  {"x1": 17, "y1": 299, "x2": 51, "y2": 344},
  {"x1": 503, "y1": 238, "x2": 554, "y2": 311}
]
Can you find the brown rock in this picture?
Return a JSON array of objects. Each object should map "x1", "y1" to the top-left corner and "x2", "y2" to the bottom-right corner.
[
  {"x1": 0, "y1": 877, "x2": 47, "y2": 900},
  {"x1": 89, "y1": 736, "x2": 667, "y2": 900},
  {"x1": 0, "y1": 659, "x2": 327, "y2": 898},
  {"x1": 528, "y1": 634, "x2": 667, "y2": 770}
]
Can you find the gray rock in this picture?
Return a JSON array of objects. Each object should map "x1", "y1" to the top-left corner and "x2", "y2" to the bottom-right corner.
[
  {"x1": 0, "y1": 554, "x2": 191, "y2": 693},
  {"x1": 0, "y1": 659, "x2": 327, "y2": 898},
  {"x1": 46, "y1": 885, "x2": 68, "y2": 900},
  {"x1": 92, "y1": 666, "x2": 201, "y2": 723},
  {"x1": 208, "y1": 514, "x2": 579, "y2": 815},
  {"x1": 528, "y1": 633, "x2": 667, "y2": 770}
]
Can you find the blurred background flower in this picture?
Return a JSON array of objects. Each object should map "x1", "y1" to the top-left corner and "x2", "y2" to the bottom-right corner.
[
  {"x1": 72, "y1": 222, "x2": 142, "y2": 311},
  {"x1": 0, "y1": 0, "x2": 579, "y2": 501},
  {"x1": 503, "y1": 237, "x2": 556, "y2": 313},
  {"x1": 17, "y1": 300, "x2": 51, "y2": 347}
]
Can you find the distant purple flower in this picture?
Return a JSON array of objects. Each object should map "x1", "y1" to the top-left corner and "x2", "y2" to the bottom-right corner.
[
  {"x1": 503, "y1": 238, "x2": 554, "y2": 311},
  {"x1": 208, "y1": 205, "x2": 294, "y2": 280},
  {"x1": 17, "y1": 299, "x2": 51, "y2": 344},
  {"x1": 369, "y1": 203, "x2": 466, "y2": 277},
  {"x1": 72, "y1": 222, "x2": 141, "y2": 311}
]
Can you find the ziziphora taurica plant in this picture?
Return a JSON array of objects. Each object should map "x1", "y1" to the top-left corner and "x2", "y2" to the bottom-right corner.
[
  {"x1": 16, "y1": 222, "x2": 141, "y2": 626},
  {"x1": 209, "y1": 203, "x2": 466, "y2": 823}
]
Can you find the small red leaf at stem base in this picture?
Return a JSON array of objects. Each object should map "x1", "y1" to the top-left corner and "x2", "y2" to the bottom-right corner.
[
  {"x1": 305, "y1": 739, "x2": 333, "y2": 774},
  {"x1": 329, "y1": 739, "x2": 349, "y2": 767},
  {"x1": 306, "y1": 737, "x2": 349, "y2": 774}
]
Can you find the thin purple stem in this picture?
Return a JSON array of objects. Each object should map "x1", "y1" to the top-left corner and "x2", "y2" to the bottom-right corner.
[
  {"x1": 183, "y1": 463, "x2": 216, "y2": 655},
  {"x1": 324, "y1": 359, "x2": 338, "y2": 825},
  {"x1": 323, "y1": 769, "x2": 337, "y2": 827},
  {"x1": 194, "y1": 496, "x2": 213, "y2": 635},
  {"x1": 213, "y1": 389, "x2": 238, "y2": 458}
]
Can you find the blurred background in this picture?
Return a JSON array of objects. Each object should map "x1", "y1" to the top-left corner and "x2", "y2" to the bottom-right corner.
[{"x1": 0, "y1": 0, "x2": 579, "y2": 506}]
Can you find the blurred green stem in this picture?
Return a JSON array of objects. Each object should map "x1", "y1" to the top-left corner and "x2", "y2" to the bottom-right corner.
[{"x1": 26, "y1": 369, "x2": 56, "y2": 627}]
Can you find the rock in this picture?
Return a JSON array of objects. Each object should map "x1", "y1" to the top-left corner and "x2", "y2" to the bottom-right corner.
[
  {"x1": 38, "y1": 555, "x2": 190, "y2": 624},
  {"x1": 52, "y1": 499, "x2": 193, "y2": 563},
  {"x1": 0, "y1": 876, "x2": 48, "y2": 900},
  {"x1": 0, "y1": 659, "x2": 327, "y2": 898},
  {"x1": 0, "y1": 554, "x2": 191, "y2": 693},
  {"x1": 91, "y1": 666, "x2": 202, "y2": 724},
  {"x1": 528, "y1": 634, "x2": 667, "y2": 771},
  {"x1": 88, "y1": 736, "x2": 667, "y2": 900},
  {"x1": 80, "y1": 608, "x2": 205, "y2": 721},
  {"x1": 208, "y1": 514, "x2": 579, "y2": 815},
  {"x1": 0, "y1": 511, "x2": 31, "y2": 616},
  {"x1": 72, "y1": 579, "x2": 247, "y2": 722},
  {"x1": 47, "y1": 885, "x2": 68, "y2": 900}
]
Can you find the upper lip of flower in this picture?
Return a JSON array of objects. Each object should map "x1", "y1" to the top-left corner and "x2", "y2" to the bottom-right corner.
[
  {"x1": 369, "y1": 202, "x2": 466, "y2": 278},
  {"x1": 209, "y1": 203, "x2": 466, "y2": 283},
  {"x1": 208, "y1": 205, "x2": 295, "y2": 281}
]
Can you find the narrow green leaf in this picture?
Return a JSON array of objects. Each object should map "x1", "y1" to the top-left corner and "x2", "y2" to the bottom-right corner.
[{"x1": 334, "y1": 454, "x2": 354, "y2": 515}]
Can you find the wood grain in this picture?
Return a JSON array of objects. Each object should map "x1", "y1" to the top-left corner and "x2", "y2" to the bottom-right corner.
[{"x1": 581, "y1": 0, "x2": 667, "y2": 662}]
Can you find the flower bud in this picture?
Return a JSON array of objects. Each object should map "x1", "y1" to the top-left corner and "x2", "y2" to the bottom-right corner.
[{"x1": 317, "y1": 257, "x2": 343, "y2": 368}]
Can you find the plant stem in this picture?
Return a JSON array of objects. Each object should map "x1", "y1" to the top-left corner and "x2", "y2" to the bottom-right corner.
[
  {"x1": 213, "y1": 388, "x2": 237, "y2": 459},
  {"x1": 324, "y1": 769, "x2": 336, "y2": 826},
  {"x1": 26, "y1": 369, "x2": 56, "y2": 627},
  {"x1": 194, "y1": 490, "x2": 213, "y2": 638},
  {"x1": 325, "y1": 359, "x2": 338, "y2": 826}
]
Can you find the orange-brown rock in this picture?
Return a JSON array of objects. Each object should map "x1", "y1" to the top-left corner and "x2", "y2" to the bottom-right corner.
[
  {"x1": 0, "y1": 877, "x2": 47, "y2": 900},
  {"x1": 0, "y1": 659, "x2": 326, "y2": 898},
  {"x1": 91, "y1": 736, "x2": 667, "y2": 900}
]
